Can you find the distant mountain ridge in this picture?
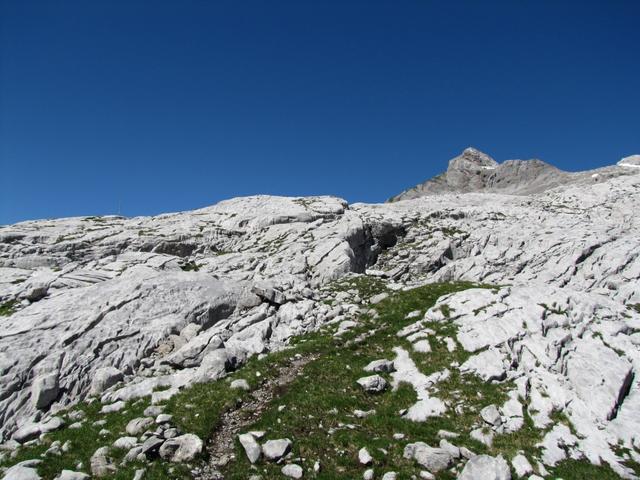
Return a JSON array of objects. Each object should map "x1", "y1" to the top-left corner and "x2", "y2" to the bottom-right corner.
[{"x1": 388, "y1": 147, "x2": 638, "y2": 201}]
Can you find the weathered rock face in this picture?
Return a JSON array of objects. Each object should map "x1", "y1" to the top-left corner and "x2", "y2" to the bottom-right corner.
[
  {"x1": 0, "y1": 196, "x2": 400, "y2": 441},
  {"x1": 0, "y1": 153, "x2": 639, "y2": 479}
]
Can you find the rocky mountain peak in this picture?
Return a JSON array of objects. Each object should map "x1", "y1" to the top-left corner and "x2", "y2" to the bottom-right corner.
[
  {"x1": 448, "y1": 147, "x2": 499, "y2": 172},
  {"x1": 389, "y1": 148, "x2": 640, "y2": 202}
]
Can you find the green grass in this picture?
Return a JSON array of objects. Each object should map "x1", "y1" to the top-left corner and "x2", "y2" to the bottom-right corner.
[
  {"x1": 550, "y1": 459, "x2": 622, "y2": 479},
  {"x1": 0, "y1": 398, "x2": 190, "y2": 480},
  {"x1": 180, "y1": 261, "x2": 200, "y2": 272},
  {"x1": 221, "y1": 281, "x2": 507, "y2": 479},
  {"x1": 0, "y1": 299, "x2": 18, "y2": 316}
]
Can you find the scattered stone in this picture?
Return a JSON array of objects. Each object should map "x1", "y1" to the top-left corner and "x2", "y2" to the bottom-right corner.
[
  {"x1": 262, "y1": 438, "x2": 292, "y2": 461},
  {"x1": 356, "y1": 375, "x2": 388, "y2": 393},
  {"x1": 370, "y1": 293, "x2": 389, "y2": 304},
  {"x1": 100, "y1": 401, "x2": 126, "y2": 414},
  {"x1": 363, "y1": 469, "x2": 374, "y2": 480},
  {"x1": 480, "y1": 405, "x2": 502, "y2": 427},
  {"x1": 403, "y1": 442, "x2": 453, "y2": 472},
  {"x1": 143, "y1": 406, "x2": 163, "y2": 417},
  {"x1": 230, "y1": 379, "x2": 250, "y2": 390},
  {"x1": 113, "y1": 436, "x2": 138, "y2": 450},
  {"x1": 381, "y1": 472, "x2": 397, "y2": 480},
  {"x1": 354, "y1": 409, "x2": 376, "y2": 418},
  {"x1": 158, "y1": 434, "x2": 203, "y2": 462},
  {"x1": 140, "y1": 436, "x2": 164, "y2": 455},
  {"x1": 364, "y1": 359, "x2": 395, "y2": 373},
  {"x1": 90, "y1": 447, "x2": 116, "y2": 477},
  {"x1": 358, "y1": 447, "x2": 373, "y2": 465},
  {"x1": 281, "y1": 464, "x2": 303, "y2": 479},
  {"x1": 126, "y1": 417, "x2": 155, "y2": 436},
  {"x1": 155, "y1": 414, "x2": 172, "y2": 424},
  {"x1": 132, "y1": 469, "x2": 145, "y2": 480},
  {"x1": 238, "y1": 433, "x2": 261, "y2": 463}
]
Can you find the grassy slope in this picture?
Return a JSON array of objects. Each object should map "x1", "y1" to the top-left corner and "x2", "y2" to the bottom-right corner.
[{"x1": 1, "y1": 278, "x2": 625, "y2": 479}]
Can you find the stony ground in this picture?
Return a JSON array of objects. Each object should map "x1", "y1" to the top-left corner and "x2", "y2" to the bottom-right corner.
[{"x1": 1, "y1": 152, "x2": 640, "y2": 479}]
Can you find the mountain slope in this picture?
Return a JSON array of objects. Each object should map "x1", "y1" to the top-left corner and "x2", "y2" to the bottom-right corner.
[{"x1": 1, "y1": 156, "x2": 640, "y2": 480}]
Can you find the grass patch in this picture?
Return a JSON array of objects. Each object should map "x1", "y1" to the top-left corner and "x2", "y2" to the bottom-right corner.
[
  {"x1": 180, "y1": 261, "x2": 200, "y2": 272},
  {"x1": 550, "y1": 459, "x2": 622, "y2": 479},
  {"x1": 0, "y1": 299, "x2": 18, "y2": 316},
  {"x1": 221, "y1": 281, "x2": 503, "y2": 479},
  {"x1": 0, "y1": 399, "x2": 190, "y2": 480}
]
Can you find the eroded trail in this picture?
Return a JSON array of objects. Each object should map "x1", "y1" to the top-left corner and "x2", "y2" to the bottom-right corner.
[{"x1": 195, "y1": 353, "x2": 318, "y2": 480}]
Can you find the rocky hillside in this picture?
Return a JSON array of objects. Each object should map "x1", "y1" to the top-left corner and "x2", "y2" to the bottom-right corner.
[{"x1": 1, "y1": 153, "x2": 640, "y2": 480}]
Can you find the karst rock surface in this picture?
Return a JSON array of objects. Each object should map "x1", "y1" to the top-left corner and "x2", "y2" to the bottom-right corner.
[{"x1": 1, "y1": 149, "x2": 640, "y2": 477}]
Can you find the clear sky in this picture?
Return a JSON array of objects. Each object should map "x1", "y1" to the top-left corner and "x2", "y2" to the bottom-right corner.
[{"x1": 1, "y1": 1, "x2": 639, "y2": 224}]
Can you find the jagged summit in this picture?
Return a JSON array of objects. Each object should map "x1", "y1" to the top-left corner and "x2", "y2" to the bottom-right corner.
[
  {"x1": 448, "y1": 147, "x2": 498, "y2": 171},
  {"x1": 388, "y1": 147, "x2": 638, "y2": 202}
]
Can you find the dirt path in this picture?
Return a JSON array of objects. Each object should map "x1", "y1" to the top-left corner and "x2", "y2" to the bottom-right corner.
[{"x1": 194, "y1": 353, "x2": 318, "y2": 479}]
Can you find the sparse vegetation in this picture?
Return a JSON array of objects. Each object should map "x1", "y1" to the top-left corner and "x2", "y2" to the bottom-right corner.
[
  {"x1": 0, "y1": 299, "x2": 18, "y2": 316},
  {"x1": 180, "y1": 261, "x2": 200, "y2": 272}
]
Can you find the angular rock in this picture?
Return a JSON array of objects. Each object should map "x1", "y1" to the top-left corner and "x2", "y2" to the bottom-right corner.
[
  {"x1": 126, "y1": 417, "x2": 155, "y2": 436},
  {"x1": 356, "y1": 375, "x2": 388, "y2": 393},
  {"x1": 238, "y1": 433, "x2": 261, "y2": 463},
  {"x1": 90, "y1": 367, "x2": 123, "y2": 396},
  {"x1": 31, "y1": 373, "x2": 60, "y2": 409},
  {"x1": 158, "y1": 434, "x2": 203, "y2": 462},
  {"x1": 480, "y1": 405, "x2": 502, "y2": 427},
  {"x1": 364, "y1": 359, "x2": 395, "y2": 373},
  {"x1": 262, "y1": 438, "x2": 292, "y2": 461},
  {"x1": 281, "y1": 464, "x2": 303, "y2": 479},
  {"x1": 358, "y1": 447, "x2": 373, "y2": 465},
  {"x1": 403, "y1": 442, "x2": 453, "y2": 472},
  {"x1": 90, "y1": 447, "x2": 116, "y2": 477},
  {"x1": 112, "y1": 436, "x2": 138, "y2": 450}
]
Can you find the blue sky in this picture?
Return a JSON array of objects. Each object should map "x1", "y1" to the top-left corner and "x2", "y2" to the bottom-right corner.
[{"x1": 1, "y1": 1, "x2": 639, "y2": 224}]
